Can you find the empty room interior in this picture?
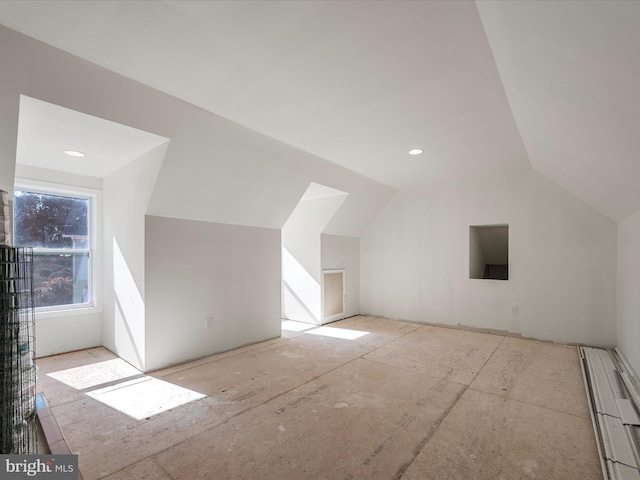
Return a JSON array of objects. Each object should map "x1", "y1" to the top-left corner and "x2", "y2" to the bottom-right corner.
[{"x1": 0, "y1": 1, "x2": 639, "y2": 479}]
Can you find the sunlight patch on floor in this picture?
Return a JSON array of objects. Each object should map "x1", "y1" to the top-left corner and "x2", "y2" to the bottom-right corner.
[
  {"x1": 307, "y1": 326, "x2": 369, "y2": 340},
  {"x1": 47, "y1": 358, "x2": 142, "y2": 390},
  {"x1": 47, "y1": 357, "x2": 206, "y2": 420},
  {"x1": 86, "y1": 376, "x2": 206, "y2": 420},
  {"x1": 282, "y1": 320, "x2": 316, "y2": 332}
]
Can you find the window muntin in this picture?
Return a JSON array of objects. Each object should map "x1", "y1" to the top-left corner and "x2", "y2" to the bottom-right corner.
[{"x1": 14, "y1": 189, "x2": 93, "y2": 309}]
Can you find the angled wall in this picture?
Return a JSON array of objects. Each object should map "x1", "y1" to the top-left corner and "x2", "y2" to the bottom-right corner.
[
  {"x1": 361, "y1": 169, "x2": 617, "y2": 346},
  {"x1": 103, "y1": 142, "x2": 168, "y2": 371},
  {"x1": 282, "y1": 184, "x2": 349, "y2": 324},
  {"x1": 618, "y1": 208, "x2": 640, "y2": 376},
  {"x1": 0, "y1": 24, "x2": 396, "y2": 369},
  {"x1": 0, "y1": 25, "x2": 394, "y2": 233}
]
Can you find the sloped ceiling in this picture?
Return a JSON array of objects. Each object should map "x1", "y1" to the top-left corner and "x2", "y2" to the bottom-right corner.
[
  {"x1": 0, "y1": 0, "x2": 638, "y2": 220},
  {"x1": 17, "y1": 95, "x2": 169, "y2": 179},
  {"x1": 477, "y1": 0, "x2": 640, "y2": 221}
]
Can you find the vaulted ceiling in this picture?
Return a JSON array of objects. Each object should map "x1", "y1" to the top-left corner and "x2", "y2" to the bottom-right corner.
[{"x1": 0, "y1": 0, "x2": 638, "y2": 221}]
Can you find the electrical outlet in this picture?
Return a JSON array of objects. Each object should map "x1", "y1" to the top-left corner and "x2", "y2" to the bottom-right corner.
[
  {"x1": 205, "y1": 317, "x2": 214, "y2": 329},
  {"x1": 511, "y1": 305, "x2": 519, "y2": 315}
]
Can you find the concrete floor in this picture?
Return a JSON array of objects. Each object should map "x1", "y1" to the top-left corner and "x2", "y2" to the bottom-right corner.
[{"x1": 36, "y1": 316, "x2": 603, "y2": 479}]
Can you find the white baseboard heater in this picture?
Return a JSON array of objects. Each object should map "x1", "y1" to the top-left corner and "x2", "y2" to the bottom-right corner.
[{"x1": 580, "y1": 346, "x2": 640, "y2": 480}]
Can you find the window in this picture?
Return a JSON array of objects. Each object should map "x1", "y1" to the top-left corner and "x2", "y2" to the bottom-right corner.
[{"x1": 13, "y1": 187, "x2": 95, "y2": 310}]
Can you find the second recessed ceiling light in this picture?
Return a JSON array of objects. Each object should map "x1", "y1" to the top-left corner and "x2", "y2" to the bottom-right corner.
[{"x1": 64, "y1": 150, "x2": 85, "y2": 157}]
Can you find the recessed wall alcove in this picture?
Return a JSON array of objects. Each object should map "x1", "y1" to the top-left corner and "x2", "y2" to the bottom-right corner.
[{"x1": 469, "y1": 224, "x2": 509, "y2": 280}]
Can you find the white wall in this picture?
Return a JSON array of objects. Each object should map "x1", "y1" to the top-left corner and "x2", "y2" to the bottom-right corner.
[
  {"x1": 0, "y1": 25, "x2": 394, "y2": 368},
  {"x1": 469, "y1": 226, "x2": 485, "y2": 279},
  {"x1": 282, "y1": 192, "x2": 348, "y2": 324},
  {"x1": 102, "y1": 143, "x2": 168, "y2": 371},
  {"x1": 321, "y1": 234, "x2": 360, "y2": 319},
  {"x1": 0, "y1": 25, "x2": 394, "y2": 236},
  {"x1": 361, "y1": 169, "x2": 617, "y2": 346},
  {"x1": 618, "y1": 208, "x2": 640, "y2": 375},
  {"x1": 145, "y1": 215, "x2": 282, "y2": 372},
  {"x1": 14, "y1": 165, "x2": 103, "y2": 357}
]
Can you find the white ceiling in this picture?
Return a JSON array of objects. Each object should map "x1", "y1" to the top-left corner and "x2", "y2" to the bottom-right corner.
[
  {"x1": 17, "y1": 96, "x2": 169, "y2": 178},
  {"x1": 1, "y1": 0, "x2": 639, "y2": 220},
  {"x1": 477, "y1": 0, "x2": 640, "y2": 221}
]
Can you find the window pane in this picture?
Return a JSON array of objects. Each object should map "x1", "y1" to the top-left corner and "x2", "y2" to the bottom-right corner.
[
  {"x1": 32, "y1": 253, "x2": 90, "y2": 308},
  {"x1": 14, "y1": 191, "x2": 89, "y2": 249}
]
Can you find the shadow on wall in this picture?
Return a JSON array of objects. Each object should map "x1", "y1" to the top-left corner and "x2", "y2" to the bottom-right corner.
[
  {"x1": 113, "y1": 238, "x2": 145, "y2": 370},
  {"x1": 281, "y1": 182, "x2": 349, "y2": 325},
  {"x1": 282, "y1": 247, "x2": 320, "y2": 324}
]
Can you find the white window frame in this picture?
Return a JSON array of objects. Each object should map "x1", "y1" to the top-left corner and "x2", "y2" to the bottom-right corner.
[{"x1": 13, "y1": 179, "x2": 102, "y2": 318}]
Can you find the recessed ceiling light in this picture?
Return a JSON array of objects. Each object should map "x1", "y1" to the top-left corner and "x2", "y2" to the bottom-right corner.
[
  {"x1": 408, "y1": 148, "x2": 423, "y2": 155},
  {"x1": 64, "y1": 150, "x2": 85, "y2": 158}
]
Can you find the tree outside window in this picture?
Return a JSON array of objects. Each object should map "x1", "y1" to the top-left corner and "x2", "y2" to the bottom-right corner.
[{"x1": 14, "y1": 189, "x2": 91, "y2": 309}]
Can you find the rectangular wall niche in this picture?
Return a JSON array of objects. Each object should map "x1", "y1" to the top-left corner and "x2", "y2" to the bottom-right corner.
[{"x1": 469, "y1": 225, "x2": 509, "y2": 280}]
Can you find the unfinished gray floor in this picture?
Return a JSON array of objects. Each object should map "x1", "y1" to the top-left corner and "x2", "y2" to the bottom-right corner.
[{"x1": 36, "y1": 316, "x2": 602, "y2": 479}]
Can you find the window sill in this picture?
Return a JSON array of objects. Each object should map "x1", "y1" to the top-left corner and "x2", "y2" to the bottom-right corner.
[{"x1": 35, "y1": 305, "x2": 102, "y2": 320}]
